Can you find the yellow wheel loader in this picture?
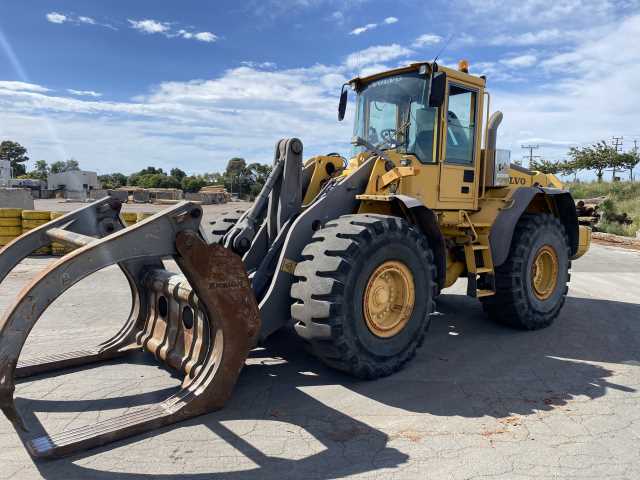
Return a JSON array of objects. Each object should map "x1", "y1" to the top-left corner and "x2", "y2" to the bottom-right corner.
[{"x1": 0, "y1": 60, "x2": 591, "y2": 458}]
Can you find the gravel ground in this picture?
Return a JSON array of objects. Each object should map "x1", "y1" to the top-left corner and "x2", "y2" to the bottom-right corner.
[{"x1": 0, "y1": 238, "x2": 638, "y2": 479}]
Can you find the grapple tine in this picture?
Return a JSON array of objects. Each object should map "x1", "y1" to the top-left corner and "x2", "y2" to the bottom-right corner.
[{"x1": 0, "y1": 201, "x2": 259, "y2": 458}]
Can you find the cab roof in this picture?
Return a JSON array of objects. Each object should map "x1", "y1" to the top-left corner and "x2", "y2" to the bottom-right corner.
[{"x1": 349, "y1": 62, "x2": 487, "y2": 90}]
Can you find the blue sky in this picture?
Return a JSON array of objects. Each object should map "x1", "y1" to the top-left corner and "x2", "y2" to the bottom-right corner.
[{"x1": 1, "y1": 0, "x2": 639, "y2": 179}]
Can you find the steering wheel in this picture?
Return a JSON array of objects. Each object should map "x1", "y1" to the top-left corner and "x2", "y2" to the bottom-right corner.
[{"x1": 380, "y1": 128, "x2": 401, "y2": 147}]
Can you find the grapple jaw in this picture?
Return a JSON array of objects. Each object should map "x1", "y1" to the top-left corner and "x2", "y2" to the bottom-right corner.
[{"x1": 0, "y1": 200, "x2": 259, "y2": 458}]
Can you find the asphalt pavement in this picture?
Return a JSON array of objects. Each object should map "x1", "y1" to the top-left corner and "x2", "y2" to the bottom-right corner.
[{"x1": 0, "y1": 243, "x2": 638, "y2": 479}]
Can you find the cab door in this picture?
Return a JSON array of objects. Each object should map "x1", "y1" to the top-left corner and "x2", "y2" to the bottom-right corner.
[{"x1": 437, "y1": 82, "x2": 479, "y2": 209}]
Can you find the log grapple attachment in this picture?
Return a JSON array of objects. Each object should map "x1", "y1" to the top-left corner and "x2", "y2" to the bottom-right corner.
[
  {"x1": 0, "y1": 138, "x2": 375, "y2": 459},
  {"x1": 0, "y1": 198, "x2": 259, "y2": 458}
]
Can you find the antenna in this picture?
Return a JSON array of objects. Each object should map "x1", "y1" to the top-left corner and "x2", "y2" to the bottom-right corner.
[
  {"x1": 422, "y1": 34, "x2": 454, "y2": 106},
  {"x1": 433, "y1": 34, "x2": 454, "y2": 64}
]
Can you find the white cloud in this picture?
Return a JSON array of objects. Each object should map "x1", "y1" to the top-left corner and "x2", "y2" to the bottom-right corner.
[
  {"x1": 349, "y1": 23, "x2": 377, "y2": 35},
  {"x1": 0, "y1": 81, "x2": 50, "y2": 93},
  {"x1": 77, "y1": 16, "x2": 96, "y2": 25},
  {"x1": 45, "y1": 12, "x2": 117, "y2": 30},
  {"x1": 193, "y1": 32, "x2": 218, "y2": 43},
  {"x1": 412, "y1": 34, "x2": 442, "y2": 48},
  {"x1": 240, "y1": 61, "x2": 277, "y2": 69},
  {"x1": 128, "y1": 19, "x2": 218, "y2": 43},
  {"x1": 128, "y1": 19, "x2": 170, "y2": 34},
  {"x1": 349, "y1": 16, "x2": 399, "y2": 35},
  {"x1": 487, "y1": 14, "x2": 640, "y2": 170},
  {"x1": 0, "y1": 63, "x2": 354, "y2": 174},
  {"x1": 46, "y1": 12, "x2": 67, "y2": 24},
  {"x1": 454, "y1": 33, "x2": 475, "y2": 46},
  {"x1": 345, "y1": 44, "x2": 413, "y2": 69},
  {"x1": 460, "y1": 0, "x2": 622, "y2": 26},
  {"x1": 9, "y1": 13, "x2": 640, "y2": 179},
  {"x1": 67, "y1": 89, "x2": 102, "y2": 97},
  {"x1": 500, "y1": 54, "x2": 537, "y2": 68},
  {"x1": 491, "y1": 29, "x2": 569, "y2": 46}
]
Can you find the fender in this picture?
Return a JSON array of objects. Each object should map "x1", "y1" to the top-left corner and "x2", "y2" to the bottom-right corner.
[
  {"x1": 490, "y1": 187, "x2": 579, "y2": 267},
  {"x1": 389, "y1": 194, "x2": 446, "y2": 292}
]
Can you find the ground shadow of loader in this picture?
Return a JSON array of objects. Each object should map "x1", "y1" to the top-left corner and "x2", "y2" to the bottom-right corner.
[{"x1": 15, "y1": 294, "x2": 640, "y2": 479}]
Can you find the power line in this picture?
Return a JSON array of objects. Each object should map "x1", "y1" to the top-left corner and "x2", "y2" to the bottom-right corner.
[
  {"x1": 521, "y1": 144, "x2": 540, "y2": 168},
  {"x1": 611, "y1": 136, "x2": 623, "y2": 180}
]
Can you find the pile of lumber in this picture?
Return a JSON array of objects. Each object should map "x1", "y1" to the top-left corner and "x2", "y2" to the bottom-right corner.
[{"x1": 575, "y1": 197, "x2": 633, "y2": 231}]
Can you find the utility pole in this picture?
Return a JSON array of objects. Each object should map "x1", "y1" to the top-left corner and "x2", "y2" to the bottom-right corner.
[
  {"x1": 633, "y1": 139, "x2": 638, "y2": 181},
  {"x1": 521, "y1": 144, "x2": 540, "y2": 169},
  {"x1": 611, "y1": 136, "x2": 623, "y2": 181}
]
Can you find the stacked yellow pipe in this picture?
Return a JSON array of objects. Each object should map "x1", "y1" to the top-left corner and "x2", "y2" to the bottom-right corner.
[
  {"x1": 22, "y1": 210, "x2": 51, "y2": 255},
  {"x1": 0, "y1": 208, "x2": 23, "y2": 247},
  {"x1": 136, "y1": 212, "x2": 154, "y2": 223},
  {"x1": 121, "y1": 212, "x2": 138, "y2": 226}
]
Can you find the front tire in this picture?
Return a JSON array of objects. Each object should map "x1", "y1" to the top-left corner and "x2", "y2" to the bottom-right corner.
[
  {"x1": 482, "y1": 213, "x2": 570, "y2": 329},
  {"x1": 290, "y1": 214, "x2": 437, "y2": 379}
]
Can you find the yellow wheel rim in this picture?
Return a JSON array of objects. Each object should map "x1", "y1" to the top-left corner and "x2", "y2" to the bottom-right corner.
[
  {"x1": 363, "y1": 260, "x2": 415, "y2": 338},
  {"x1": 531, "y1": 245, "x2": 559, "y2": 300}
]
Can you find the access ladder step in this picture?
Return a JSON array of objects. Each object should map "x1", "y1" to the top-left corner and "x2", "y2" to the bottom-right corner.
[
  {"x1": 476, "y1": 289, "x2": 495, "y2": 298},
  {"x1": 474, "y1": 267, "x2": 494, "y2": 274},
  {"x1": 471, "y1": 244, "x2": 490, "y2": 251}
]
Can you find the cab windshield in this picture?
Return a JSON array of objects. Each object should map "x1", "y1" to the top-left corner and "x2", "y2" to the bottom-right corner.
[{"x1": 353, "y1": 71, "x2": 438, "y2": 163}]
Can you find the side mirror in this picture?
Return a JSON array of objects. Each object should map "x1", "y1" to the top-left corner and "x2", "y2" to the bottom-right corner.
[
  {"x1": 338, "y1": 84, "x2": 348, "y2": 121},
  {"x1": 429, "y1": 72, "x2": 446, "y2": 108}
]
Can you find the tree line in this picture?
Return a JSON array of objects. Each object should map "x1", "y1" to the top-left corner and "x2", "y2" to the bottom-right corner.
[
  {"x1": 530, "y1": 140, "x2": 640, "y2": 182},
  {"x1": 100, "y1": 158, "x2": 272, "y2": 195},
  {"x1": 0, "y1": 140, "x2": 273, "y2": 197},
  {"x1": 0, "y1": 140, "x2": 81, "y2": 178}
]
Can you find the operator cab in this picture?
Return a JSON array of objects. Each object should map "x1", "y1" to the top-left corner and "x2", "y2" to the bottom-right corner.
[{"x1": 340, "y1": 61, "x2": 487, "y2": 209}]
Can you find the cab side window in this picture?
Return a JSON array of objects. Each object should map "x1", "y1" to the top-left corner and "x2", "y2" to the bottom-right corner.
[{"x1": 445, "y1": 85, "x2": 477, "y2": 165}]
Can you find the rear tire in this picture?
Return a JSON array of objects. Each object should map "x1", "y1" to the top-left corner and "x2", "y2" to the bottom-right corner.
[
  {"x1": 290, "y1": 214, "x2": 437, "y2": 379},
  {"x1": 208, "y1": 210, "x2": 245, "y2": 244},
  {"x1": 481, "y1": 213, "x2": 570, "y2": 329}
]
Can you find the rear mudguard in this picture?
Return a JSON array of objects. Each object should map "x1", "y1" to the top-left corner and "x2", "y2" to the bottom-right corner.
[{"x1": 490, "y1": 187, "x2": 579, "y2": 266}]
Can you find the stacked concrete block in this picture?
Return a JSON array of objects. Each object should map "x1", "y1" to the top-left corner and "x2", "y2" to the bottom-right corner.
[
  {"x1": 0, "y1": 188, "x2": 34, "y2": 210},
  {"x1": 133, "y1": 190, "x2": 150, "y2": 203},
  {"x1": 107, "y1": 190, "x2": 129, "y2": 203},
  {"x1": 90, "y1": 189, "x2": 109, "y2": 200}
]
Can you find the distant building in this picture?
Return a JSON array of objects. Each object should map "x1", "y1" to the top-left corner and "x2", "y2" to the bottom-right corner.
[
  {"x1": 0, "y1": 160, "x2": 10, "y2": 186},
  {"x1": 48, "y1": 170, "x2": 100, "y2": 192}
]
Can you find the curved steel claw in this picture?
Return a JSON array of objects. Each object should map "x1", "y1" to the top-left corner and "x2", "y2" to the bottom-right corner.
[{"x1": 0, "y1": 201, "x2": 259, "y2": 458}]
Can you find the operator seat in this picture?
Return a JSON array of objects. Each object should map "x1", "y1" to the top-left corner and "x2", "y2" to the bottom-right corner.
[{"x1": 412, "y1": 107, "x2": 436, "y2": 162}]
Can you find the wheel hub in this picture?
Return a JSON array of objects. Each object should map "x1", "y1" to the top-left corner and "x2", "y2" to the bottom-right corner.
[
  {"x1": 363, "y1": 260, "x2": 415, "y2": 338},
  {"x1": 531, "y1": 245, "x2": 559, "y2": 300}
]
